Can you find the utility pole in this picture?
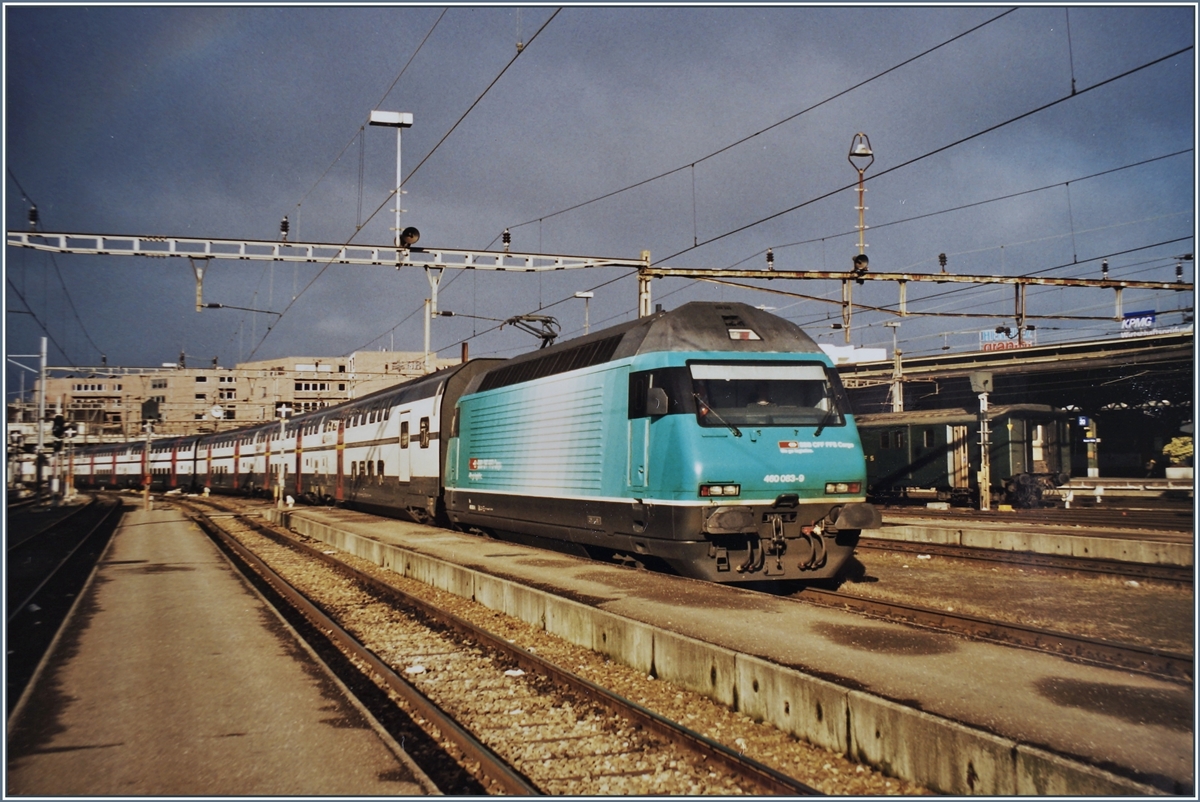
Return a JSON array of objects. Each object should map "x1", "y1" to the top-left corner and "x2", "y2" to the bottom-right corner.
[
  {"x1": 37, "y1": 337, "x2": 46, "y2": 501},
  {"x1": 885, "y1": 321, "x2": 903, "y2": 412},
  {"x1": 277, "y1": 404, "x2": 292, "y2": 510},
  {"x1": 971, "y1": 372, "x2": 993, "y2": 511}
]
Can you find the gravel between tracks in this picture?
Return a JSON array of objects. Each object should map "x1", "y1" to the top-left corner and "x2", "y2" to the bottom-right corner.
[{"x1": 226, "y1": 518, "x2": 929, "y2": 795}]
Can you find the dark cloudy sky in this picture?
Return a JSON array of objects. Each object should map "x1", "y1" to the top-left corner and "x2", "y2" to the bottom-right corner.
[{"x1": 4, "y1": 5, "x2": 1195, "y2": 393}]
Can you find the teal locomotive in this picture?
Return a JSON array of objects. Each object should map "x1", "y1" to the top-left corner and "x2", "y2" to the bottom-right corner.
[{"x1": 444, "y1": 302, "x2": 880, "y2": 583}]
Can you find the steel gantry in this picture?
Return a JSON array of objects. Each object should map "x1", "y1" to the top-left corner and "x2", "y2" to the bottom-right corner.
[
  {"x1": 5, "y1": 230, "x2": 650, "y2": 272},
  {"x1": 8, "y1": 230, "x2": 1193, "y2": 347},
  {"x1": 635, "y1": 265, "x2": 1194, "y2": 343}
]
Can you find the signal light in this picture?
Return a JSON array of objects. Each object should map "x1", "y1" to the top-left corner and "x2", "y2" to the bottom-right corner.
[{"x1": 699, "y1": 483, "x2": 740, "y2": 497}]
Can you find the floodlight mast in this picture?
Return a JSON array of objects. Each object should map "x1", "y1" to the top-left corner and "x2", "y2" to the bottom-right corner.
[
  {"x1": 368, "y1": 110, "x2": 413, "y2": 248},
  {"x1": 845, "y1": 132, "x2": 875, "y2": 344}
]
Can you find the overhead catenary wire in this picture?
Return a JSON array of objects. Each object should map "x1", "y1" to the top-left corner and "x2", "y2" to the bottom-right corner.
[
  {"x1": 6, "y1": 168, "x2": 106, "y2": 365},
  {"x1": 491, "y1": 8, "x2": 1019, "y2": 247},
  {"x1": 724, "y1": 149, "x2": 1193, "y2": 270},
  {"x1": 245, "y1": 8, "x2": 562, "y2": 361},
  {"x1": 656, "y1": 44, "x2": 1194, "y2": 265}
]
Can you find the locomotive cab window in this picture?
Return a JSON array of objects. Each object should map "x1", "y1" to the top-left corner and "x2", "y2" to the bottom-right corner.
[{"x1": 688, "y1": 362, "x2": 850, "y2": 428}]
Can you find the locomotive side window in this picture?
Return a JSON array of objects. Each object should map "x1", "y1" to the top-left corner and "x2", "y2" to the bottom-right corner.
[
  {"x1": 401, "y1": 421, "x2": 410, "y2": 448},
  {"x1": 923, "y1": 428, "x2": 935, "y2": 448},
  {"x1": 628, "y1": 368, "x2": 692, "y2": 419},
  {"x1": 419, "y1": 417, "x2": 430, "y2": 448},
  {"x1": 881, "y1": 432, "x2": 890, "y2": 449}
]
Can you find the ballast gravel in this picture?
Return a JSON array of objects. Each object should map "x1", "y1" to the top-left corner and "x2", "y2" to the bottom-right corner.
[{"x1": 238, "y1": 522, "x2": 929, "y2": 795}]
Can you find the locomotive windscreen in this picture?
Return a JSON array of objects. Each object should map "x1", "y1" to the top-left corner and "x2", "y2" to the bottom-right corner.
[{"x1": 688, "y1": 361, "x2": 848, "y2": 428}]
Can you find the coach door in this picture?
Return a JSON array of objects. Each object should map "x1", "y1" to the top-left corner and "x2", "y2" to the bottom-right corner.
[{"x1": 398, "y1": 413, "x2": 412, "y2": 484}]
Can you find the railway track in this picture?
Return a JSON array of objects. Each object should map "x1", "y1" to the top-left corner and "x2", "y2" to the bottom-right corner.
[
  {"x1": 798, "y1": 586, "x2": 1192, "y2": 682},
  {"x1": 186, "y1": 501, "x2": 822, "y2": 795},
  {"x1": 7, "y1": 496, "x2": 124, "y2": 716},
  {"x1": 858, "y1": 537, "x2": 1193, "y2": 585}
]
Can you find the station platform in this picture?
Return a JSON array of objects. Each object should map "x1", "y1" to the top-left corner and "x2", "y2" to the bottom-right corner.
[
  {"x1": 268, "y1": 505, "x2": 1192, "y2": 796},
  {"x1": 5, "y1": 508, "x2": 432, "y2": 796}
]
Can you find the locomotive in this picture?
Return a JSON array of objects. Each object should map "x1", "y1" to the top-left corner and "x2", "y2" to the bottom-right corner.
[
  {"x1": 72, "y1": 302, "x2": 881, "y2": 584},
  {"x1": 857, "y1": 404, "x2": 1073, "y2": 508}
]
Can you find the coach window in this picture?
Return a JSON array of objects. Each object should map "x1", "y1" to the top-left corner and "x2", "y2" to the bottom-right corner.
[
  {"x1": 367, "y1": 460, "x2": 374, "y2": 477},
  {"x1": 880, "y1": 432, "x2": 890, "y2": 449},
  {"x1": 400, "y1": 421, "x2": 410, "y2": 448},
  {"x1": 923, "y1": 428, "x2": 935, "y2": 448},
  {"x1": 419, "y1": 417, "x2": 430, "y2": 448}
]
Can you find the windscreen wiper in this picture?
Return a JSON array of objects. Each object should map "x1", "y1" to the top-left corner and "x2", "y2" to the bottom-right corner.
[
  {"x1": 692, "y1": 392, "x2": 742, "y2": 437},
  {"x1": 813, "y1": 405, "x2": 838, "y2": 437}
]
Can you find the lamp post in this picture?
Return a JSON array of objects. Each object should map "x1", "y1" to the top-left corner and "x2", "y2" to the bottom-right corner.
[
  {"x1": 845, "y1": 133, "x2": 874, "y2": 344},
  {"x1": 368, "y1": 110, "x2": 414, "y2": 248},
  {"x1": 848, "y1": 132, "x2": 874, "y2": 261},
  {"x1": 574, "y1": 291, "x2": 594, "y2": 335}
]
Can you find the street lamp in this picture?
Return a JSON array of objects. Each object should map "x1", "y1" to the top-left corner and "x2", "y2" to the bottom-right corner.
[
  {"x1": 574, "y1": 291, "x2": 594, "y2": 335},
  {"x1": 847, "y1": 132, "x2": 874, "y2": 265},
  {"x1": 369, "y1": 110, "x2": 414, "y2": 248},
  {"x1": 843, "y1": 133, "x2": 874, "y2": 345}
]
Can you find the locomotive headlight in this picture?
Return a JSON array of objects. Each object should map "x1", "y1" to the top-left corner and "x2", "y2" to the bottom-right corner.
[
  {"x1": 699, "y1": 483, "x2": 740, "y2": 497},
  {"x1": 825, "y1": 482, "x2": 861, "y2": 494}
]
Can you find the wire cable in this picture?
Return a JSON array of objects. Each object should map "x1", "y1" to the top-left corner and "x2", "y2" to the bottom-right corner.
[
  {"x1": 493, "y1": 8, "x2": 1018, "y2": 244},
  {"x1": 244, "y1": 8, "x2": 562, "y2": 361},
  {"x1": 7, "y1": 169, "x2": 106, "y2": 364},
  {"x1": 657, "y1": 44, "x2": 1194, "y2": 265}
]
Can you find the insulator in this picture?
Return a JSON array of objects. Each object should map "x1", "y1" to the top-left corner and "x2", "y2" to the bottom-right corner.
[
  {"x1": 1177, "y1": 262, "x2": 1183, "y2": 283},
  {"x1": 1101, "y1": 259, "x2": 1108, "y2": 280},
  {"x1": 766, "y1": 248, "x2": 774, "y2": 270},
  {"x1": 938, "y1": 252, "x2": 947, "y2": 269},
  {"x1": 28, "y1": 206, "x2": 38, "y2": 230},
  {"x1": 502, "y1": 228, "x2": 511, "y2": 253},
  {"x1": 280, "y1": 216, "x2": 290, "y2": 240}
]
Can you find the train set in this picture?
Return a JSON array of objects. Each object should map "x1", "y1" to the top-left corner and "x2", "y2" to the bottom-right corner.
[{"x1": 68, "y1": 302, "x2": 882, "y2": 584}]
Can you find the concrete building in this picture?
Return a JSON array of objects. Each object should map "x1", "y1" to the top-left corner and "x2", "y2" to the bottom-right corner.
[{"x1": 14, "y1": 350, "x2": 462, "y2": 443}]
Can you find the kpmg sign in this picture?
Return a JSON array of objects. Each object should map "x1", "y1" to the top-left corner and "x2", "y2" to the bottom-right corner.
[
  {"x1": 979, "y1": 328, "x2": 1036, "y2": 351},
  {"x1": 1121, "y1": 310, "x2": 1157, "y2": 338}
]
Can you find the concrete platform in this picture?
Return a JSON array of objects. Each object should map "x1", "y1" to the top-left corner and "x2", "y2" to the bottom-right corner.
[
  {"x1": 869, "y1": 517, "x2": 1194, "y2": 567},
  {"x1": 268, "y1": 506, "x2": 1192, "y2": 796},
  {"x1": 6, "y1": 508, "x2": 433, "y2": 796}
]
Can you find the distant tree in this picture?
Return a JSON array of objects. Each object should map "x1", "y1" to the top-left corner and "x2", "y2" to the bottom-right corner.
[{"x1": 1162, "y1": 436, "x2": 1193, "y2": 466}]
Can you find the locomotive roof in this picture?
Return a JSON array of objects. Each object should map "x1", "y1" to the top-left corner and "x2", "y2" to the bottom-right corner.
[
  {"x1": 465, "y1": 302, "x2": 824, "y2": 395},
  {"x1": 613, "y1": 301, "x2": 823, "y2": 358},
  {"x1": 855, "y1": 404, "x2": 1072, "y2": 427}
]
